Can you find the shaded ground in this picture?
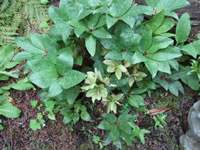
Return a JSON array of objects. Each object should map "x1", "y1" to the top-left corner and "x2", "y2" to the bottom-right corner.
[{"x1": 0, "y1": 85, "x2": 198, "y2": 150}]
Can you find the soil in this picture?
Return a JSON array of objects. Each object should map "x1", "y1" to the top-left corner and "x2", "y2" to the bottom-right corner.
[{"x1": 0, "y1": 83, "x2": 198, "y2": 150}]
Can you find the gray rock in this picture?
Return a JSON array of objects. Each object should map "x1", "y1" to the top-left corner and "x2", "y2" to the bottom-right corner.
[{"x1": 180, "y1": 100, "x2": 200, "y2": 150}]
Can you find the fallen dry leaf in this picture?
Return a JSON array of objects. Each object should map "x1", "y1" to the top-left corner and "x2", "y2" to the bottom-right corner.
[{"x1": 149, "y1": 107, "x2": 171, "y2": 115}]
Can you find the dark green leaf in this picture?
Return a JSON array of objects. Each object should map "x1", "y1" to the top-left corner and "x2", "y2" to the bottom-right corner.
[
  {"x1": 147, "y1": 36, "x2": 173, "y2": 53},
  {"x1": 109, "y1": 0, "x2": 132, "y2": 17},
  {"x1": 58, "y1": 70, "x2": 86, "y2": 89},
  {"x1": 92, "y1": 27, "x2": 112, "y2": 39},
  {"x1": 181, "y1": 44, "x2": 197, "y2": 58},
  {"x1": 81, "y1": 111, "x2": 91, "y2": 121},
  {"x1": 155, "y1": 18, "x2": 175, "y2": 34},
  {"x1": 139, "y1": 30, "x2": 152, "y2": 52},
  {"x1": 103, "y1": 113, "x2": 117, "y2": 123},
  {"x1": 106, "y1": 15, "x2": 118, "y2": 29},
  {"x1": 85, "y1": 14, "x2": 101, "y2": 29},
  {"x1": 128, "y1": 95, "x2": 145, "y2": 108},
  {"x1": 98, "y1": 120, "x2": 111, "y2": 130},
  {"x1": 110, "y1": 125, "x2": 120, "y2": 142},
  {"x1": 66, "y1": 86, "x2": 80, "y2": 105},
  {"x1": 147, "y1": 47, "x2": 182, "y2": 61},
  {"x1": 156, "y1": 0, "x2": 190, "y2": 13},
  {"x1": 169, "y1": 81, "x2": 184, "y2": 96},
  {"x1": 145, "y1": 10, "x2": 165, "y2": 32},
  {"x1": 105, "y1": 51, "x2": 123, "y2": 60}
]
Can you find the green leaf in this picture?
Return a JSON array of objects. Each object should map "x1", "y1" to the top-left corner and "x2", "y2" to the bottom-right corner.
[
  {"x1": 132, "y1": 51, "x2": 148, "y2": 64},
  {"x1": 0, "y1": 71, "x2": 19, "y2": 79},
  {"x1": 157, "y1": 61, "x2": 171, "y2": 74},
  {"x1": 8, "y1": 78, "x2": 35, "y2": 91},
  {"x1": 0, "y1": 44, "x2": 15, "y2": 67},
  {"x1": 92, "y1": 27, "x2": 112, "y2": 39},
  {"x1": 156, "y1": 0, "x2": 190, "y2": 13},
  {"x1": 147, "y1": 36, "x2": 173, "y2": 53},
  {"x1": 28, "y1": 57, "x2": 56, "y2": 72},
  {"x1": 109, "y1": 0, "x2": 132, "y2": 17},
  {"x1": 58, "y1": 70, "x2": 86, "y2": 89},
  {"x1": 65, "y1": 86, "x2": 80, "y2": 105},
  {"x1": 169, "y1": 81, "x2": 184, "y2": 96},
  {"x1": 105, "y1": 51, "x2": 123, "y2": 60},
  {"x1": 153, "y1": 75, "x2": 169, "y2": 90},
  {"x1": 40, "y1": 21, "x2": 48, "y2": 28},
  {"x1": 98, "y1": 120, "x2": 111, "y2": 130},
  {"x1": 13, "y1": 52, "x2": 32, "y2": 61},
  {"x1": 176, "y1": 13, "x2": 191, "y2": 43},
  {"x1": 56, "y1": 49, "x2": 73, "y2": 75},
  {"x1": 15, "y1": 37, "x2": 43, "y2": 54},
  {"x1": 121, "y1": 6, "x2": 153, "y2": 28},
  {"x1": 106, "y1": 15, "x2": 119, "y2": 29},
  {"x1": 144, "y1": 59, "x2": 158, "y2": 77},
  {"x1": 168, "y1": 59, "x2": 179, "y2": 71},
  {"x1": 154, "y1": 18, "x2": 175, "y2": 34},
  {"x1": 139, "y1": 129, "x2": 150, "y2": 144},
  {"x1": 30, "y1": 33, "x2": 50, "y2": 50},
  {"x1": 76, "y1": 0, "x2": 101, "y2": 8},
  {"x1": 85, "y1": 14, "x2": 101, "y2": 29},
  {"x1": 4, "y1": 62, "x2": 19, "y2": 69},
  {"x1": 118, "y1": 113, "x2": 132, "y2": 134},
  {"x1": 145, "y1": 10, "x2": 165, "y2": 32},
  {"x1": 30, "y1": 120, "x2": 41, "y2": 130},
  {"x1": 101, "y1": 38, "x2": 121, "y2": 51},
  {"x1": 63, "y1": 113, "x2": 73, "y2": 124},
  {"x1": 85, "y1": 35, "x2": 96, "y2": 56},
  {"x1": 59, "y1": 0, "x2": 80, "y2": 19},
  {"x1": 30, "y1": 100, "x2": 38, "y2": 108},
  {"x1": 29, "y1": 70, "x2": 57, "y2": 89},
  {"x1": 127, "y1": 5, "x2": 153, "y2": 16},
  {"x1": 190, "y1": 40, "x2": 200, "y2": 54},
  {"x1": 81, "y1": 111, "x2": 91, "y2": 121},
  {"x1": 181, "y1": 44, "x2": 197, "y2": 58},
  {"x1": 57, "y1": 23, "x2": 73, "y2": 43},
  {"x1": 139, "y1": 30, "x2": 152, "y2": 52},
  {"x1": 145, "y1": 0, "x2": 159, "y2": 7},
  {"x1": 110, "y1": 125, "x2": 120, "y2": 142},
  {"x1": 95, "y1": 15, "x2": 106, "y2": 29},
  {"x1": 181, "y1": 72, "x2": 200, "y2": 90},
  {"x1": 103, "y1": 113, "x2": 117, "y2": 123},
  {"x1": 0, "y1": 124, "x2": 3, "y2": 130},
  {"x1": 69, "y1": 20, "x2": 88, "y2": 33},
  {"x1": 145, "y1": 59, "x2": 171, "y2": 77},
  {"x1": 45, "y1": 101, "x2": 55, "y2": 112},
  {"x1": 128, "y1": 95, "x2": 145, "y2": 108},
  {"x1": 0, "y1": 101, "x2": 21, "y2": 118},
  {"x1": 48, "y1": 6, "x2": 69, "y2": 24},
  {"x1": 48, "y1": 81, "x2": 63, "y2": 97},
  {"x1": 48, "y1": 111, "x2": 56, "y2": 120},
  {"x1": 147, "y1": 47, "x2": 182, "y2": 61},
  {"x1": 73, "y1": 113, "x2": 80, "y2": 124}
]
